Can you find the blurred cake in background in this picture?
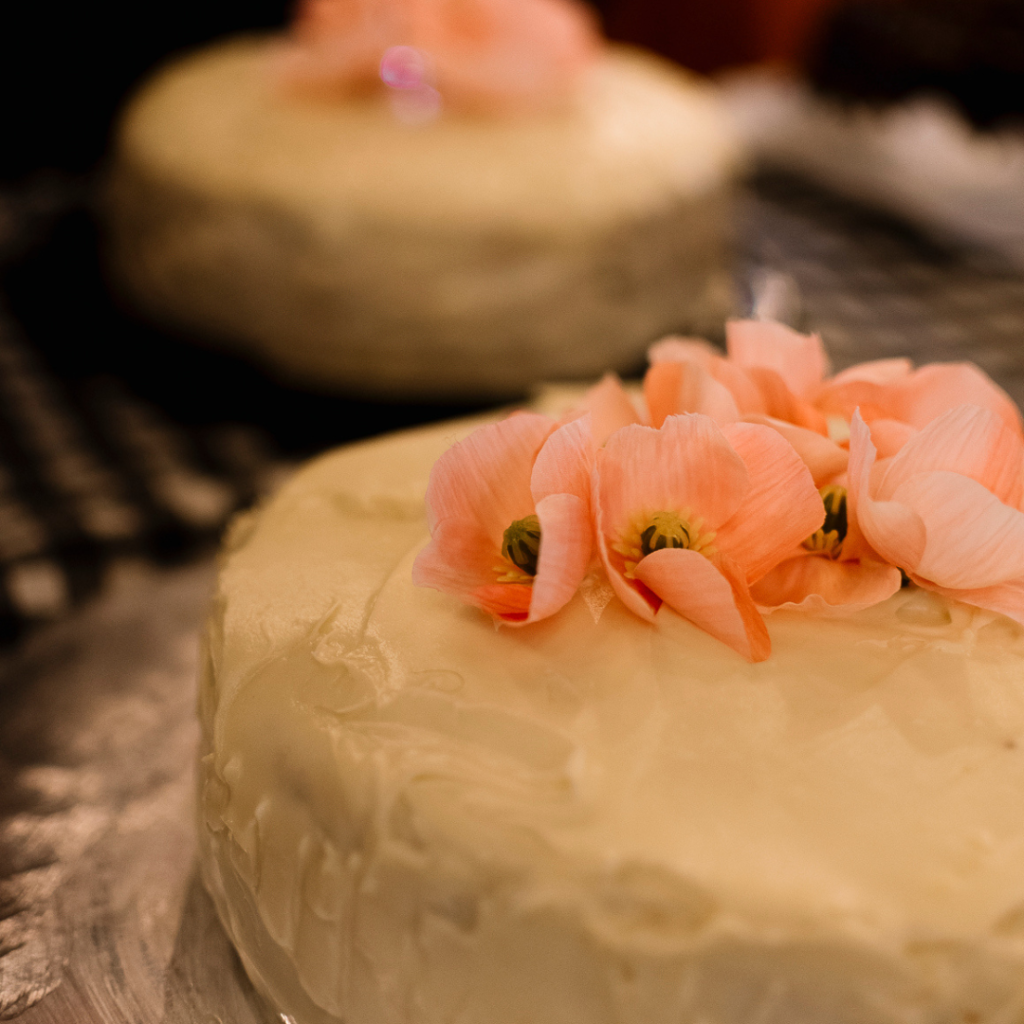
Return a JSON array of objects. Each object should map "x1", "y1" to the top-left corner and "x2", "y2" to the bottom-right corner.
[
  {"x1": 104, "y1": 0, "x2": 741, "y2": 399},
  {"x1": 722, "y1": 0, "x2": 1024, "y2": 268}
]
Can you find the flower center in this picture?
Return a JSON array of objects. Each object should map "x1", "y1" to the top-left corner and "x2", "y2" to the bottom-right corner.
[
  {"x1": 803, "y1": 485, "x2": 847, "y2": 558},
  {"x1": 613, "y1": 509, "x2": 716, "y2": 577},
  {"x1": 497, "y1": 514, "x2": 541, "y2": 582},
  {"x1": 640, "y1": 511, "x2": 693, "y2": 556}
]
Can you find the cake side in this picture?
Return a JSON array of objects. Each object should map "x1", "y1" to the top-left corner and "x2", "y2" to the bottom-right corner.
[
  {"x1": 199, "y1": 416, "x2": 1024, "y2": 1024},
  {"x1": 104, "y1": 37, "x2": 738, "y2": 396}
]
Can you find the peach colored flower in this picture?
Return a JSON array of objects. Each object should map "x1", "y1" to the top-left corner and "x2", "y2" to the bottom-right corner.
[
  {"x1": 280, "y1": 0, "x2": 599, "y2": 112},
  {"x1": 645, "y1": 324, "x2": 829, "y2": 434},
  {"x1": 644, "y1": 347, "x2": 743, "y2": 428},
  {"x1": 848, "y1": 404, "x2": 1024, "y2": 626},
  {"x1": 750, "y1": 479, "x2": 902, "y2": 613},
  {"x1": 413, "y1": 413, "x2": 594, "y2": 623},
  {"x1": 573, "y1": 373, "x2": 642, "y2": 446},
  {"x1": 738, "y1": 415, "x2": 847, "y2": 487},
  {"x1": 817, "y1": 360, "x2": 1023, "y2": 441},
  {"x1": 593, "y1": 414, "x2": 824, "y2": 661},
  {"x1": 725, "y1": 319, "x2": 830, "y2": 402}
]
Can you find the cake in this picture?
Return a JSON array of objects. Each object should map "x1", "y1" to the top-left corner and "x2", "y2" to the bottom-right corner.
[
  {"x1": 104, "y1": 0, "x2": 739, "y2": 399},
  {"x1": 198, "y1": 320, "x2": 1024, "y2": 1024}
]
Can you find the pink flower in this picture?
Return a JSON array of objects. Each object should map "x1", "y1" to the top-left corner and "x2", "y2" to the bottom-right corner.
[
  {"x1": 572, "y1": 373, "x2": 642, "y2": 446},
  {"x1": 645, "y1": 323, "x2": 829, "y2": 434},
  {"x1": 848, "y1": 404, "x2": 1024, "y2": 626},
  {"x1": 817, "y1": 360, "x2": 1023, "y2": 441},
  {"x1": 279, "y1": 0, "x2": 599, "y2": 112},
  {"x1": 738, "y1": 415, "x2": 847, "y2": 487},
  {"x1": 593, "y1": 414, "x2": 824, "y2": 661},
  {"x1": 413, "y1": 413, "x2": 594, "y2": 623},
  {"x1": 644, "y1": 345, "x2": 744, "y2": 427},
  {"x1": 726, "y1": 319, "x2": 830, "y2": 401},
  {"x1": 750, "y1": 479, "x2": 903, "y2": 613}
]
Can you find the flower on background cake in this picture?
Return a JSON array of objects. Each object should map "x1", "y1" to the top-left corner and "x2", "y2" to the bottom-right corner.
[
  {"x1": 414, "y1": 318, "x2": 1024, "y2": 661},
  {"x1": 277, "y1": 0, "x2": 601, "y2": 116}
]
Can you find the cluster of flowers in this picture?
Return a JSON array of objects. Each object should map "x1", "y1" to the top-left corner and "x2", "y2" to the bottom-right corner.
[
  {"x1": 413, "y1": 320, "x2": 1024, "y2": 662},
  {"x1": 279, "y1": 0, "x2": 599, "y2": 113}
]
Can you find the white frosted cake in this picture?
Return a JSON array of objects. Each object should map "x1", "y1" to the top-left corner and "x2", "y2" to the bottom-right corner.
[
  {"x1": 106, "y1": 18, "x2": 739, "y2": 398},
  {"x1": 199, "y1": 376, "x2": 1024, "y2": 1024}
]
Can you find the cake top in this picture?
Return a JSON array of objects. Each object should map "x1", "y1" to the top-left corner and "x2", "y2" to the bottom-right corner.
[
  {"x1": 276, "y1": 0, "x2": 601, "y2": 117},
  {"x1": 414, "y1": 319, "x2": 1024, "y2": 662}
]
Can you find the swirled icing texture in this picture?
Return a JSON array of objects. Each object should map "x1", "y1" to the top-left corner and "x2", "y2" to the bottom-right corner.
[
  {"x1": 278, "y1": 0, "x2": 601, "y2": 112},
  {"x1": 198, "y1": 416, "x2": 1024, "y2": 1024}
]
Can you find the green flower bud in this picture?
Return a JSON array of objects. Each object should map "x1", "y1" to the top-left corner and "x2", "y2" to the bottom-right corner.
[{"x1": 502, "y1": 515, "x2": 541, "y2": 576}]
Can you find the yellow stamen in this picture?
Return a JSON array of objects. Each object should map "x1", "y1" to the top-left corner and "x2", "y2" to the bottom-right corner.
[
  {"x1": 613, "y1": 509, "x2": 717, "y2": 578},
  {"x1": 803, "y1": 484, "x2": 848, "y2": 558}
]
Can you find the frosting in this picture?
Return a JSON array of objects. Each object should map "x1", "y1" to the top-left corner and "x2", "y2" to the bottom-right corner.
[
  {"x1": 200, "y1": 416, "x2": 1024, "y2": 1024},
  {"x1": 277, "y1": 0, "x2": 601, "y2": 114}
]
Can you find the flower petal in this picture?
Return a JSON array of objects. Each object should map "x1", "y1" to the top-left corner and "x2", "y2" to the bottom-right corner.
[
  {"x1": 708, "y1": 359, "x2": 768, "y2": 416},
  {"x1": 648, "y1": 337, "x2": 767, "y2": 416},
  {"x1": 889, "y1": 471, "x2": 1024, "y2": 589},
  {"x1": 412, "y1": 516, "x2": 502, "y2": 597},
  {"x1": 897, "y1": 363, "x2": 1023, "y2": 437},
  {"x1": 423, "y1": 412, "x2": 554, "y2": 534},
  {"x1": 868, "y1": 418, "x2": 917, "y2": 460},
  {"x1": 829, "y1": 358, "x2": 913, "y2": 386},
  {"x1": 469, "y1": 583, "x2": 533, "y2": 621},
  {"x1": 643, "y1": 360, "x2": 739, "y2": 429},
  {"x1": 876, "y1": 404, "x2": 1024, "y2": 509},
  {"x1": 594, "y1": 502, "x2": 658, "y2": 622},
  {"x1": 816, "y1": 378, "x2": 895, "y2": 425},
  {"x1": 647, "y1": 336, "x2": 718, "y2": 366},
  {"x1": 524, "y1": 493, "x2": 593, "y2": 623},
  {"x1": 577, "y1": 374, "x2": 641, "y2": 446},
  {"x1": 745, "y1": 367, "x2": 829, "y2": 432},
  {"x1": 917, "y1": 578, "x2": 1024, "y2": 629},
  {"x1": 847, "y1": 412, "x2": 927, "y2": 573},
  {"x1": 531, "y1": 416, "x2": 595, "y2": 511},
  {"x1": 597, "y1": 416, "x2": 750, "y2": 534},
  {"x1": 633, "y1": 549, "x2": 771, "y2": 661},
  {"x1": 752, "y1": 555, "x2": 902, "y2": 611},
  {"x1": 414, "y1": 412, "x2": 555, "y2": 611},
  {"x1": 717, "y1": 422, "x2": 825, "y2": 582},
  {"x1": 726, "y1": 319, "x2": 829, "y2": 399},
  {"x1": 741, "y1": 414, "x2": 848, "y2": 486}
]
